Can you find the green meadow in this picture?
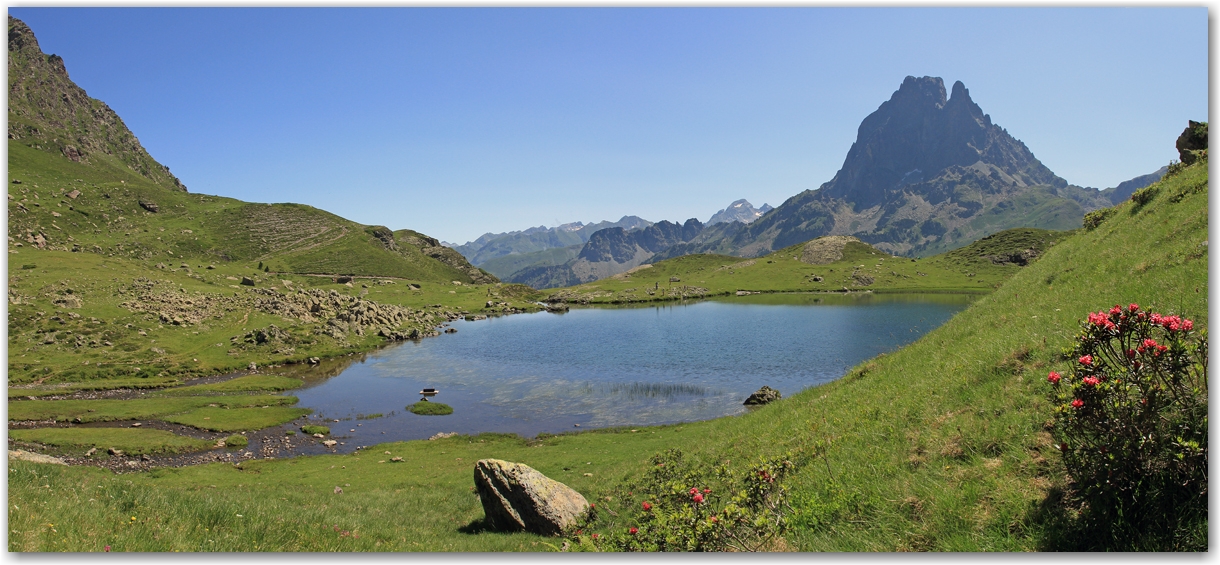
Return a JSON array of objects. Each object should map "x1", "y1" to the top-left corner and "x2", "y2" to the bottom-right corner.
[{"x1": 8, "y1": 157, "x2": 1206, "y2": 551}]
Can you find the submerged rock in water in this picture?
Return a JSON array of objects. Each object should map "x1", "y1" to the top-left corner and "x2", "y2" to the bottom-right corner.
[
  {"x1": 474, "y1": 459, "x2": 588, "y2": 536},
  {"x1": 744, "y1": 386, "x2": 781, "y2": 406}
]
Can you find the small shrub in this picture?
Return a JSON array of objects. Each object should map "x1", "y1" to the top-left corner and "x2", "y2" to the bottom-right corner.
[
  {"x1": 407, "y1": 401, "x2": 453, "y2": 416},
  {"x1": 1045, "y1": 303, "x2": 1207, "y2": 549},
  {"x1": 224, "y1": 434, "x2": 248, "y2": 448},
  {"x1": 20, "y1": 264, "x2": 36, "y2": 270},
  {"x1": 1163, "y1": 159, "x2": 1189, "y2": 180},
  {"x1": 568, "y1": 447, "x2": 808, "y2": 552},
  {"x1": 1130, "y1": 185, "x2": 1160, "y2": 208},
  {"x1": 1082, "y1": 207, "x2": 1115, "y2": 230},
  {"x1": 300, "y1": 425, "x2": 330, "y2": 435}
]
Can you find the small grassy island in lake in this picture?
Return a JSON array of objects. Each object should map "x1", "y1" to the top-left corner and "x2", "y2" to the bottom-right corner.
[{"x1": 407, "y1": 401, "x2": 454, "y2": 416}]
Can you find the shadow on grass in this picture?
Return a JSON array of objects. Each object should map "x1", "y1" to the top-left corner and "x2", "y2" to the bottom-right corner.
[
  {"x1": 457, "y1": 518, "x2": 494, "y2": 535},
  {"x1": 1026, "y1": 485, "x2": 1207, "y2": 551}
]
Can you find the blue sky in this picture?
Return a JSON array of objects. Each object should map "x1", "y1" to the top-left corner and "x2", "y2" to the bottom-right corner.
[{"x1": 9, "y1": 7, "x2": 1208, "y2": 244}]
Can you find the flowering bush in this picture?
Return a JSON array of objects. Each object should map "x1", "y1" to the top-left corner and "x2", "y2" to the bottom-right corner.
[
  {"x1": 565, "y1": 448, "x2": 805, "y2": 552},
  {"x1": 1046, "y1": 303, "x2": 1207, "y2": 546}
]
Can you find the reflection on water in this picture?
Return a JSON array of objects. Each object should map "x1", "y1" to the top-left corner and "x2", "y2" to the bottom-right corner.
[
  {"x1": 288, "y1": 293, "x2": 974, "y2": 447},
  {"x1": 604, "y1": 382, "x2": 712, "y2": 399}
]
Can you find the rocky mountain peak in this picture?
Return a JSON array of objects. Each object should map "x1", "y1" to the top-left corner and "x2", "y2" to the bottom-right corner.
[
  {"x1": 821, "y1": 76, "x2": 1063, "y2": 211},
  {"x1": 707, "y1": 199, "x2": 773, "y2": 225}
]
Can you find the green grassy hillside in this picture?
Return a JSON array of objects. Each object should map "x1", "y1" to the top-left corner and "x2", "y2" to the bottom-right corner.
[
  {"x1": 8, "y1": 158, "x2": 1205, "y2": 551},
  {"x1": 543, "y1": 226, "x2": 1070, "y2": 304},
  {"x1": 8, "y1": 142, "x2": 491, "y2": 284}
]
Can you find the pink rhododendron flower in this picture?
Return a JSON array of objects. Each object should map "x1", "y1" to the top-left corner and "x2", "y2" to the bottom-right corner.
[
  {"x1": 1048, "y1": 371, "x2": 1061, "y2": 384},
  {"x1": 1071, "y1": 398, "x2": 1084, "y2": 408},
  {"x1": 1128, "y1": 303, "x2": 1139, "y2": 313},
  {"x1": 1079, "y1": 355, "x2": 1093, "y2": 366},
  {"x1": 1082, "y1": 376, "x2": 1100, "y2": 387},
  {"x1": 642, "y1": 502, "x2": 651, "y2": 511},
  {"x1": 629, "y1": 527, "x2": 638, "y2": 535},
  {"x1": 692, "y1": 493, "x2": 704, "y2": 504}
]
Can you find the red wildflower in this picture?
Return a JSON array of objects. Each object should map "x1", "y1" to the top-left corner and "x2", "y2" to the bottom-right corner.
[
  {"x1": 1128, "y1": 303, "x2": 1139, "y2": 313},
  {"x1": 590, "y1": 503, "x2": 596, "y2": 509},
  {"x1": 692, "y1": 493, "x2": 704, "y2": 504},
  {"x1": 1110, "y1": 305, "x2": 1123, "y2": 316},
  {"x1": 1079, "y1": 355, "x2": 1093, "y2": 366},
  {"x1": 690, "y1": 487, "x2": 699, "y2": 496},
  {"x1": 104, "y1": 546, "x2": 111, "y2": 553},
  {"x1": 592, "y1": 533, "x2": 599, "y2": 540},
  {"x1": 1082, "y1": 376, "x2": 1100, "y2": 387},
  {"x1": 1071, "y1": 398, "x2": 1084, "y2": 409},
  {"x1": 703, "y1": 488, "x2": 711, "y2": 494},
  {"x1": 629, "y1": 527, "x2": 638, "y2": 535},
  {"x1": 710, "y1": 516, "x2": 718, "y2": 523},
  {"x1": 1047, "y1": 371, "x2": 1061, "y2": 384},
  {"x1": 642, "y1": 502, "x2": 652, "y2": 511},
  {"x1": 1125, "y1": 349, "x2": 1136, "y2": 359}
]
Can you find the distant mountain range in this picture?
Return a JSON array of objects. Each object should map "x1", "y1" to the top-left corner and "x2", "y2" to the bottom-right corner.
[
  {"x1": 452, "y1": 199, "x2": 774, "y2": 282},
  {"x1": 465, "y1": 76, "x2": 1165, "y2": 289},
  {"x1": 505, "y1": 219, "x2": 706, "y2": 289}
]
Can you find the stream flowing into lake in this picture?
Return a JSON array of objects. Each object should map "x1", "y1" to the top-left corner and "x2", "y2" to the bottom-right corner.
[{"x1": 289, "y1": 293, "x2": 974, "y2": 448}]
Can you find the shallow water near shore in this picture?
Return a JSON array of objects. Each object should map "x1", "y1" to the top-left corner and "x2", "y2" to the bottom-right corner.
[{"x1": 289, "y1": 293, "x2": 974, "y2": 449}]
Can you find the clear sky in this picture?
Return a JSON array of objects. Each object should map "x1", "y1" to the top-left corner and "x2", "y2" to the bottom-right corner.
[{"x1": 8, "y1": 7, "x2": 1208, "y2": 245}]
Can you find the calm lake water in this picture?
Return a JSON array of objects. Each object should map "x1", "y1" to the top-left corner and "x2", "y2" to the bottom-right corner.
[{"x1": 290, "y1": 293, "x2": 973, "y2": 447}]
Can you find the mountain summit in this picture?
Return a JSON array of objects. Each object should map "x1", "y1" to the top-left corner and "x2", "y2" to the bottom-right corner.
[
  {"x1": 707, "y1": 199, "x2": 773, "y2": 225},
  {"x1": 661, "y1": 76, "x2": 1093, "y2": 258},
  {"x1": 820, "y1": 76, "x2": 1065, "y2": 211}
]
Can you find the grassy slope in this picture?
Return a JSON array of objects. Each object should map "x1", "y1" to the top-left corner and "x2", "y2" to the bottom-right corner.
[
  {"x1": 7, "y1": 160, "x2": 1205, "y2": 551},
  {"x1": 6, "y1": 248, "x2": 536, "y2": 385},
  {"x1": 545, "y1": 227, "x2": 1070, "y2": 304},
  {"x1": 8, "y1": 141, "x2": 481, "y2": 283}
]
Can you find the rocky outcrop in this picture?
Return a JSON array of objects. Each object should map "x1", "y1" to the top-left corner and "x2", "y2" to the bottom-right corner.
[
  {"x1": 474, "y1": 459, "x2": 589, "y2": 535},
  {"x1": 744, "y1": 386, "x2": 781, "y2": 406},
  {"x1": 1176, "y1": 120, "x2": 1208, "y2": 165},
  {"x1": 799, "y1": 236, "x2": 859, "y2": 265}
]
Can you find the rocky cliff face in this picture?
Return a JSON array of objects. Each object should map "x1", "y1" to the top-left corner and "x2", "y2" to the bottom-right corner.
[{"x1": 8, "y1": 16, "x2": 187, "y2": 191}]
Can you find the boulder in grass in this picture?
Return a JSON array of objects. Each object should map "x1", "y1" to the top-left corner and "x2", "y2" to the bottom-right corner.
[
  {"x1": 474, "y1": 459, "x2": 588, "y2": 536},
  {"x1": 744, "y1": 386, "x2": 781, "y2": 406}
]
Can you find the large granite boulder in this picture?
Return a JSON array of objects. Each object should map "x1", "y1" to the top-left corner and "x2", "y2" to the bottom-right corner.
[{"x1": 474, "y1": 459, "x2": 588, "y2": 535}]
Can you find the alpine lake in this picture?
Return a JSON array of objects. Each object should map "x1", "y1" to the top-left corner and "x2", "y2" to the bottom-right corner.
[{"x1": 282, "y1": 292, "x2": 975, "y2": 453}]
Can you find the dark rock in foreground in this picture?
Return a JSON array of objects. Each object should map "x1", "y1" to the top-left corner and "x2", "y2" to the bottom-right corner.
[
  {"x1": 744, "y1": 386, "x2": 782, "y2": 406},
  {"x1": 474, "y1": 459, "x2": 588, "y2": 535}
]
